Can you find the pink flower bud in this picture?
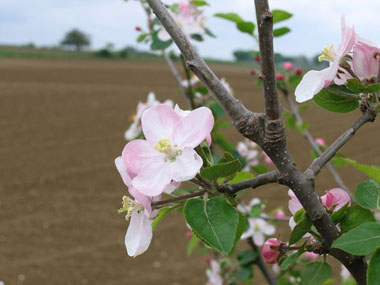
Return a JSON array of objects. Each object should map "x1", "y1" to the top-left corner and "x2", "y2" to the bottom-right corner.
[
  {"x1": 255, "y1": 56, "x2": 260, "y2": 63},
  {"x1": 250, "y1": 69, "x2": 256, "y2": 76},
  {"x1": 276, "y1": 73, "x2": 284, "y2": 80},
  {"x1": 315, "y1": 138, "x2": 326, "y2": 146},
  {"x1": 304, "y1": 252, "x2": 319, "y2": 261},
  {"x1": 274, "y1": 209, "x2": 286, "y2": 219},
  {"x1": 262, "y1": 238, "x2": 281, "y2": 264},
  {"x1": 186, "y1": 231, "x2": 193, "y2": 239},
  {"x1": 135, "y1": 26, "x2": 142, "y2": 31},
  {"x1": 295, "y1": 67, "x2": 302, "y2": 75},
  {"x1": 282, "y1": 61, "x2": 293, "y2": 71},
  {"x1": 148, "y1": 18, "x2": 153, "y2": 25},
  {"x1": 205, "y1": 257, "x2": 211, "y2": 265}
]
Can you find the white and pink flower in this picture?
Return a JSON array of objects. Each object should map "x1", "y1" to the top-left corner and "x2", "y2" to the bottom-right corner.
[
  {"x1": 262, "y1": 238, "x2": 282, "y2": 264},
  {"x1": 241, "y1": 218, "x2": 276, "y2": 246},
  {"x1": 206, "y1": 260, "x2": 224, "y2": 285},
  {"x1": 123, "y1": 104, "x2": 214, "y2": 197}
]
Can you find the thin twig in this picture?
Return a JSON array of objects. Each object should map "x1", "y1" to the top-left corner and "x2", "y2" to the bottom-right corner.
[
  {"x1": 218, "y1": 170, "x2": 279, "y2": 196},
  {"x1": 152, "y1": 189, "x2": 208, "y2": 207},
  {"x1": 180, "y1": 54, "x2": 196, "y2": 109},
  {"x1": 146, "y1": 0, "x2": 252, "y2": 123},
  {"x1": 254, "y1": 0, "x2": 281, "y2": 120},
  {"x1": 282, "y1": 90, "x2": 353, "y2": 199},
  {"x1": 306, "y1": 110, "x2": 376, "y2": 178},
  {"x1": 247, "y1": 238, "x2": 277, "y2": 285}
]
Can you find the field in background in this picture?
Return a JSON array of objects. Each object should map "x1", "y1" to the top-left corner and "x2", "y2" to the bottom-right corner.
[{"x1": 0, "y1": 57, "x2": 379, "y2": 284}]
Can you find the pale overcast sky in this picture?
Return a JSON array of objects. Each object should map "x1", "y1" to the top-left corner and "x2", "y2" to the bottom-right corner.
[{"x1": 1, "y1": 0, "x2": 380, "y2": 60}]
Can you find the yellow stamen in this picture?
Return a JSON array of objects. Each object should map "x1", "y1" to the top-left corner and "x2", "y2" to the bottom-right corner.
[
  {"x1": 122, "y1": 196, "x2": 143, "y2": 221},
  {"x1": 318, "y1": 44, "x2": 337, "y2": 62},
  {"x1": 154, "y1": 137, "x2": 172, "y2": 154}
]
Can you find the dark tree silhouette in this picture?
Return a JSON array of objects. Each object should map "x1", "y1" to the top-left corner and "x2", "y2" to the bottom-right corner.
[{"x1": 60, "y1": 29, "x2": 90, "y2": 51}]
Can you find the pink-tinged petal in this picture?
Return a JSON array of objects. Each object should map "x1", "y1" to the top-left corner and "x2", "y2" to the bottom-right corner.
[
  {"x1": 261, "y1": 223, "x2": 276, "y2": 236},
  {"x1": 289, "y1": 217, "x2": 296, "y2": 230},
  {"x1": 125, "y1": 210, "x2": 153, "y2": 257},
  {"x1": 288, "y1": 190, "x2": 303, "y2": 215},
  {"x1": 337, "y1": 16, "x2": 356, "y2": 58},
  {"x1": 129, "y1": 187, "x2": 152, "y2": 215},
  {"x1": 206, "y1": 134, "x2": 212, "y2": 145},
  {"x1": 323, "y1": 191, "x2": 335, "y2": 208},
  {"x1": 163, "y1": 181, "x2": 179, "y2": 194},
  {"x1": 141, "y1": 104, "x2": 181, "y2": 145},
  {"x1": 253, "y1": 232, "x2": 265, "y2": 246},
  {"x1": 122, "y1": 139, "x2": 165, "y2": 176},
  {"x1": 132, "y1": 162, "x2": 171, "y2": 197},
  {"x1": 274, "y1": 209, "x2": 286, "y2": 219},
  {"x1": 295, "y1": 68, "x2": 331, "y2": 103},
  {"x1": 169, "y1": 148, "x2": 203, "y2": 182},
  {"x1": 262, "y1": 238, "x2": 281, "y2": 264},
  {"x1": 304, "y1": 252, "x2": 319, "y2": 261},
  {"x1": 173, "y1": 107, "x2": 214, "y2": 148},
  {"x1": 353, "y1": 43, "x2": 380, "y2": 80},
  {"x1": 329, "y1": 188, "x2": 351, "y2": 211},
  {"x1": 115, "y1": 156, "x2": 132, "y2": 187}
]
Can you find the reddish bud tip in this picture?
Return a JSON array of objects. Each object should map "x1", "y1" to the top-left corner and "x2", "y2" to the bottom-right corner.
[
  {"x1": 186, "y1": 231, "x2": 193, "y2": 239},
  {"x1": 205, "y1": 258, "x2": 211, "y2": 265},
  {"x1": 135, "y1": 26, "x2": 142, "y2": 31},
  {"x1": 255, "y1": 56, "x2": 260, "y2": 62},
  {"x1": 250, "y1": 69, "x2": 256, "y2": 76},
  {"x1": 276, "y1": 73, "x2": 284, "y2": 80},
  {"x1": 296, "y1": 67, "x2": 302, "y2": 75}
]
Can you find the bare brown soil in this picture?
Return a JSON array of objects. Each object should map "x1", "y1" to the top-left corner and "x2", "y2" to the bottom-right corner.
[{"x1": 0, "y1": 58, "x2": 379, "y2": 285}]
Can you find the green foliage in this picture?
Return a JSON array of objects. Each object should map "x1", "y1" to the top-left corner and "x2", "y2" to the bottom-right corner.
[
  {"x1": 313, "y1": 85, "x2": 360, "y2": 113},
  {"x1": 332, "y1": 222, "x2": 380, "y2": 255},
  {"x1": 228, "y1": 172, "x2": 254, "y2": 184},
  {"x1": 196, "y1": 141, "x2": 213, "y2": 168},
  {"x1": 272, "y1": 9, "x2": 293, "y2": 24},
  {"x1": 346, "y1": 78, "x2": 380, "y2": 94},
  {"x1": 289, "y1": 214, "x2": 312, "y2": 245},
  {"x1": 251, "y1": 164, "x2": 268, "y2": 175},
  {"x1": 192, "y1": 0, "x2": 209, "y2": 6},
  {"x1": 60, "y1": 29, "x2": 91, "y2": 51},
  {"x1": 187, "y1": 234, "x2": 200, "y2": 256},
  {"x1": 152, "y1": 207, "x2": 177, "y2": 230},
  {"x1": 214, "y1": 13, "x2": 244, "y2": 23},
  {"x1": 200, "y1": 151, "x2": 242, "y2": 181},
  {"x1": 280, "y1": 250, "x2": 304, "y2": 273},
  {"x1": 150, "y1": 31, "x2": 173, "y2": 50},
  {"x1": 191, "y1": 33, "x2": 204, "y2": 41},
  {"x1": 368, "y1": 247, "x2": 380, "y2": 285},
  {"x1": 330, "y1": 203, "x2": 349, "y2": 224},
  {"x1": 273, "y1": 27, "x2": 291, "y2": 37},
  {"x1": 195, "y1": 86, "x2": 208, "y2": 95},
  {"x1": 137, "y1": 33, "x2": 148, "y2": 43},
  {"x1": 214, "y1": 13, "x2": 255, "y2": 36},
  {"x1": 237, "y1": 21, "x2": 255, "y2": 35},
  {"x1": 344, "y1": 158, "x2": 380, "y2": 184},
  {"x1": 301, "y1": 262, "x2": 332, "y2": 285},
  {"x1": 355, "y1": 180, "x2": 380, "y2": 210},
  {"x1": 184, "y1": 197, "x2": 240, "y2": 255},
  {"x1": 339, "y1": 205, "x2": 375, "y2": 233}
]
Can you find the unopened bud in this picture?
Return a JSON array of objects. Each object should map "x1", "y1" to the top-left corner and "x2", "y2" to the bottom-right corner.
[
  {"x1": 276, "y1": 73, "x2": 284, "y2": 80},
  {"x1": 255, "y1": 56, "x2": 260, "y2": 63},
  {"x1": 186, "y1": 231, "x2": 193, "y2": 239},
  {"x1": 282, "y1": 61, "x2": 293, "y2": 71},
  {"x1": 250, "y1": 69, "x2": 255, "y2": 76},
  {"x1": 296, "y1": 67, "x2": 302, "y2": 75},
  {"x1": 135, "y1": 26, "x2": 142, "y2": 31}
]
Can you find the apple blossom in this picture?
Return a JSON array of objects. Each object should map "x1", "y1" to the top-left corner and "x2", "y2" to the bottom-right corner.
[
  {"x1": 273, "y1": 209, "x2": 286, "y2": 219},
  {"x1": 236, "y1": 139, "x2": 260, "y2": 169},
  {"x1": 315, "y1": 138, "x2": 326, "y2": 146},
  {"x1": 237, "y1": 197, "x2": 262, "y2": 215},
  {"x1": 276, "y1": 73, "x2": 284, "y2": 80},
  {"x1": 352, "y1": 41, "x2": 380, "y2": 81},
  {"x1": 123, "y1": 104, "x2": 214, "y2": 197},
  {"x1": 304, "y1": 251, "x2": 319, "y2": 261},
  {"x1": 282, "y1": 61, "x2": 293, "y2": 71},
  {"x1": 241, "y1": 218, "x2": 276, "y2": 246},
  {"x1": 262, "y1": 238, "x2": 281, "y2": 264},
  {"x1": 295, "y1": 17, "x2": 355, "y2": 103},
  {"x1": 206, "y1": 260, "x2": 224, "y2": 285},
  {"x1": 295, "y1": 67, "x2": 302, "y2": 75},
  {"x1": 158, "y1": 0, "x2": 207, "y2": 42},
  {"x1": 124, "y1": 92, "x2": 173, "y2": 141}
]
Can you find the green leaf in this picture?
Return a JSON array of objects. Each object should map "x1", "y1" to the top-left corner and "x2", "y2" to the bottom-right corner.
[
  {"x1": 249, "y1": 203, "x2": 262, "y2": 218},
  {"x1": 272, "y1": 9, "x2": 293, "y2": 24},
  {"x1": 280, "y1": 250, "x2": 304, "y2": 273},
  {"x1": 235, "y1": 266, "x2": 253, "y2": 281},
  {"x1": 237, "y1": 21, "x2": 255, "y2": 35},
  {"x1": 230, "y1": 213, "x2": 247, "y2": 254},
  {"x1": 237, "y1": 250, "x2": 258, "y2": 266},
  {"x1": 289, "y1": 214, "x2": 312, "y2": 245},
  {"x1": 312, "y1": 85, "x2": 360, "y2": 113},
  {"x1": 136, "y1": 33, "x2": 148, "y2": 42},
  {"x1": 294, "y1": 208, "x2": 306, "y2": 224},
  {"x1": 192, "y1": 0, "x2": 209, "y2": 6},
  {"x1": 205, "y1": 27, "x2": 216, "y2": 38},
  {"x1": 273, "y1": 27, "x2": 290, "y2": 37},
  {"x1": 301, "y1": 262, "x2": 332, "y2": 285},
  {"x1": 346, "y1": 78, "x2": 380, "y2": 94},
  {"x1": 214, "y1": 12, "x2": 244, "y2": 23},
  {"x1": 184, "y1": 197, "x2": 240, "y2": 255},
  {"x1": 298, "y1": 104, "x2": 311, "y2": 111},
  {"x1": 355, "y1": 180, "x2": 380, "y2": 210},
  {"x1": 191, "y1": 33, "x2": 203, "y2": 41},
  {"x1": 196, "y1": 141, "x2": 213, "y2": 168},
  {"x1": 332, "y1": 222, "x2": 380, "y2": 255},
  {"x1": 330, "y1": 202, "x2": 349, "y2": 224},
  {"x1": 368, "y1": 247, "x2": 380, "y2": 285},
  {"x1": 200, "y1": 159, "x2": 242, "y2": 181},
  {"x1": 278, "y1": 278, "x2": 293, "y2": 285},
  {"x1": 187, "y1": 234, "x2": 200, "y2": 256},
  {"x1": 150, "y1": 31, "x2": 173, "y2": 50},
  {"x1": 344, "y1": 158, "x2": 380, "y2": 184},
  {"x1": 195, "y1": 86, "x2": 208, "y2": 95},
  {"x1": 339, "y1": 205, "x2": 376, "y2": 233},
  {"x1": 297, "y1": 121, "x2": 309, "y2": 133},
  {"x1": 209, "y1": 102, "x2": 225, "y2": 119},
  {"x1": 251, "y1": 164, "x2": 268, "y2": 175},
  {"x1": 228, "y1": 172, "x2": 254, "y2": 184},
  {"x1": 286, "y1": 117, "x2": 296, "y2": 129},
  {"x1": 152, "y1": 207, "x2": 176, "y2": 230}
]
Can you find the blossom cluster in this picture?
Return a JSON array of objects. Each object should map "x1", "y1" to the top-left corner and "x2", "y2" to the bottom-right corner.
[
  {"x1": 116, "y1": 103, "x2": 214, "y2": 256},
  {"x1": 295, "y1": 17, "x2": 380, "y2": 102}
]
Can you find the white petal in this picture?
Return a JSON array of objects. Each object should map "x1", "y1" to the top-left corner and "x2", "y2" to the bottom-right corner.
[
  {"x1": 295, "y1": 68, "x2": 330, "y2": 103},
  {"x1": 125, "y1": 210, "x2": 153, "y2": 257},
  {"x1": 169, "y1": 148, "x2": 203, "y2": 182}
]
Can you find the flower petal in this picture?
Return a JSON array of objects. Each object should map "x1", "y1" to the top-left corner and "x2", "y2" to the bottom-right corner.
[
  {"x1": 169, "y1": 148, "x2": 203, "y2": 182},
  {"x1": 122, "y1": 139, "x2": 165, "y2": 176},
  {"x1": 129, "y1": 187, "x2": 152, "y2": 215},
  {"x1": 295, "y1": 68, "x2": 331, "y2": 103},
  {"x1": 115, "y1": 156, "x2": 132, "y2": 187},
  {"x1": 173, "y1": 107, "x2": 214, "y2": 148},
  {"x1": 125, "y1": 210, "x2": 153, "y2": 257},
  {"x1": 141, "y1": 104, "x2": 180, "y2": 145},
  {"x1": 132, "y1": 162, "x2": 171, "y2": 196},
  {"x1": 288, "y1": 190, "x2": 303, "y2": 215},
  {"x1": 253, "y1": 232, "x2": 265, "y2": 246}
]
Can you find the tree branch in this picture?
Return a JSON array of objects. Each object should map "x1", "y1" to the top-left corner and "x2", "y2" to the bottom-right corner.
[
  {"x1": 254, "y1": 0, "x2": 281, "y2": 120},
  {"x1": 152, "y1": 189, "x2": 208, "y2": 207},
  {"x1": 282, "y1": 90, "x2": 353, "y2": 199},
  {"x1": 146, "y1": 0, "x2": 252, "y2": 123},
  {"x1": 218, "y1": 170, "x2": 279, "y2": 196},
  {"x1": 306, "y1": 110, "x2": 376, "y2": 178}
]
